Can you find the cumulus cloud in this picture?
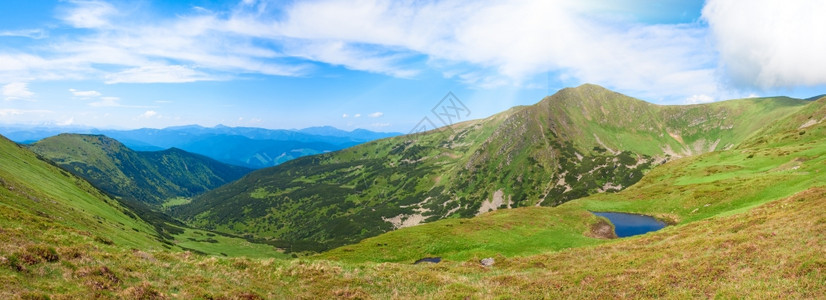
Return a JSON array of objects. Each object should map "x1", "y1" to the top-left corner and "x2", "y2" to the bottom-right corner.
[
  {"x1": 139, "y1": 110, "x2": 158, "y2": 118},
  {"x1": 685, "y1": 94, "x2": 714, "y2": 105},
  {"x1": 353, "y1": 113, "x2": 361, "y2": 118},
  {"x1": 0, "y1": 0, "x2": 720, "y2": 98},
  {"x1": 69, "y1": 88, "x2": 102, "y2": 97},
  {"x1": 57, "y1": 117, "x2": 75, "y2": 126},
  {"x1": 369, "y1": 112, "x2": 383, "y2": 118},
  {"x1": 273, "y1": 0, "x2": 717, "y2": 99},
  {"x1": 3, "y1": 0, "x2": 821, "y2": 102},
  {"x1": 342, "y1": 113, "x2": 348, "y2": 118},
  {"x1": 59, "y1": 0, "x2": 117, "y2": 29},
  {"x1": 703, "y1": 0, "x2": 826, "y2": 89},
  {"x1": 2, "y1": 82, "x2": 34, "y2": 100}
]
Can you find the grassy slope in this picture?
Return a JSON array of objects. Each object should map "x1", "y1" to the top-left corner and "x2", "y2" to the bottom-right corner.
[
  {"x1": 174, "y1": 84, "x2": 808, "y2": 252},
  {"x1": 321, "y1": 98, "x2": 826, "y2": 263},
  {"x1": 28, "y1": 134, "x2": 252, "y2": 205},
  {"x1": 2, "y1": 181, "x2": 822, "y2": 298},
  {"x1": 0, "y1": 134, "x2": 285, "y2": 264},
  {"x1": 2, "y1": 99, "x2": 825, "y2": 298}
]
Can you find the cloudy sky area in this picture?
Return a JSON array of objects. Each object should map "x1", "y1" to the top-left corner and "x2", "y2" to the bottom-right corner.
[{"x1": 1, "y1": 0, "x2": 825, "y2": 131}]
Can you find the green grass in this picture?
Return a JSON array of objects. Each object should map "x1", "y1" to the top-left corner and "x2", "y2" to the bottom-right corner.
[
  {"x1": 173, "y1": 85, "x2": 809, "y2": 252},
  {"x1": 161, "y1": 197, "x2": 192, "y2": 209},
  {"x1": 0, "y1": 135, "x2": 286, "y2": 260},
  {"x1": 2, "y1": 186, "x2": 824, "y2": 298},
  {"x1": 3, "y1": 89, "x2": 826, "y2": 298},
  {"x1": 315, "y1": 97, "x2": 826, "y2": 267},
  {"x1": 28, "y1": 134, "x2": 251, "y2": 205},
  {"x1": 320, "y1": 205, "x2": 609, "y2": 263}
]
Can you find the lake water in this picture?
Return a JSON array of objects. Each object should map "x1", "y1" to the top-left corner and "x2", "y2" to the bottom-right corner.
[{"x1": 592, "y1": 212, "x2": 666, "y2": 237}]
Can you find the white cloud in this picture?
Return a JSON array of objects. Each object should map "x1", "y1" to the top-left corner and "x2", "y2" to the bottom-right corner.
[
  {"x1": 57, "y1": 117, "x2": 75, "y2": 126},
  {"x1": 0, "y1": 29, "x2": 47, "y2": 39},
  {"x1": 139, "y1": 110, "x2": 158, "y2": 118},
  {"x1": 685, "y1": 94, "x2": 714, "y2": 104},
  {"x1": 353, "y1": 113, "x2": 361, "y2": 118},
  {"x1": 2, "y1": 82, "x2": 34, "y2": 100},
  {"x1": 69, "y1": 88, "x2": 102, "y2": 97},
  {"x1": 89, "y1": 96, "x2": 120, "y2": 107},
  {"x1": 0, "y1": 109, "x2": 52, "y2": 117},
  {"x1": 371, "y1": 122, "x2": 390, "y2": 128},
  {"x1": 703, "y1": 0, "x2": 826, "y2": 88},
  {"x1": 105, "y1": 65, "x2": 215, "y2": 84},
  {"x1": 272, "y1": 0, "x2": 718, "y2": 99},
  {"x1": 60, "y1": 0, "x2": 117, "y2": 29},
  {"x1": 369, "y1": 112, "x2": 384, "y2": 118},
  {"x1": 342, "y1": 113, "x2": 348, "y2": 118},
  {"x1": 3, "y1": 0, "x2": 716, "y2": 98},
  {"x1": 5, "y1": 0, "x2": 820, "y2": 103}
]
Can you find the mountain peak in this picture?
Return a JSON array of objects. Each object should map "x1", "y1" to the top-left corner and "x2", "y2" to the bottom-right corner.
[{"x1": 573, "y1": 83, "x2": 610, "y2": 91}]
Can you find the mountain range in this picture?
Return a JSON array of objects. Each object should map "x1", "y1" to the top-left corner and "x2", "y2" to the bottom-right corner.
[
  {"x1": 0, "y1": 125, "x2": 400, "y2": 169},
  {"x1": 169, "y1": 84, "x2": 809, "y2": 251},
  {"x1": 2, "y1": 84, "x2": 826, "y2": 298},
  {"x1": 28, "y1": 134, "x2": 252, "y2": 206}
]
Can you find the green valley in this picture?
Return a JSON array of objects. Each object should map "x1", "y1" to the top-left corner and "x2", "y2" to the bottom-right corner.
[
  {"x1": 171, "y1": 84, "x2": 810, "y2": 251},
  {"x1": 28, "y1": 134, "x2": 252, "y2": 206},
  {"x1": 2, "y1": 91, "x2": 825, "y2": 298}
]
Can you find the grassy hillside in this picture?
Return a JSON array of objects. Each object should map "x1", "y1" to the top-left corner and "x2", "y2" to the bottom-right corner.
[
  {"x1": 172, "y1": 84, "x2": 808, "y2": 252},
  {"x1": 28, "y1": 134, "x2": 251, "y2": 205},
  {"x1": 2, "y1": 95, "x2": 825, "y2": 298},
  {"x1": 322, "y1": 97, "x2": 826, "y2": 263},
  {"x1": 4, "y1": 146, "x2": 825, "y2": 298},
  {"x1": 0, "y1": 134, "x2": 285, "y2": 260}
]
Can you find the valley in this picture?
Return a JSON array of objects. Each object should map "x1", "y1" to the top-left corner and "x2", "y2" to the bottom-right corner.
[
  {"x1": 1, "y1": 85, "x2": 825, "y2": 298},
  {"x1": 169, "y1": 84, "x2": 810, "y2": 251}
]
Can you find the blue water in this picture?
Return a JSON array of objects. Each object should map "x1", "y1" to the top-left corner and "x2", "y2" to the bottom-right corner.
[{"x1": 592, "y1": 212, "x2": 666, "y2": 237}]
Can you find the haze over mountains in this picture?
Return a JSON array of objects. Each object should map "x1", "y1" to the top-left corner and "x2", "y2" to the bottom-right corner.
[{"x1": 0, "y1": 125, "x2": 400, "y2": 169}]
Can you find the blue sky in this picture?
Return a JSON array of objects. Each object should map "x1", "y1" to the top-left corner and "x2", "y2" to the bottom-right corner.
[{"x1": 1, "y1": 0, "x2": 825, "y2": 132}]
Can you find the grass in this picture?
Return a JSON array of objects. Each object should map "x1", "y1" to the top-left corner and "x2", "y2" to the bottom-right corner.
[
  {"x1": 0, "y1": 135, "x2": 286, "y2": 260},
  {"x1": 316, "y1": 99, "x2": 826, "y2": 266},
  {"x1": 173, "y1": 84, "x2": 810, "y2": 253},
  {"x1": 2, "y1": 91, "x2": 826, "y2": 298},
  {"x1": 161, "y1": 197, "x2": 192, "y2": 209},
  {"x1": 320, "y1": 205, "x2": 610, "y2": 263},
  {"x1": 2, "y1": 187, "x2": 823, "y2": 298}
]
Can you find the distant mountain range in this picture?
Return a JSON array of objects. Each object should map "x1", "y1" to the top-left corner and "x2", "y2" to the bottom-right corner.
[{"x1": 0, "y1": 125, "x2": 401, "y2": 169}]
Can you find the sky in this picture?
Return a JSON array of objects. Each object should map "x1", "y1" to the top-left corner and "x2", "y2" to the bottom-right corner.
[{"x1": 1, "y1": 0, "x2": 825, "y2": 132}]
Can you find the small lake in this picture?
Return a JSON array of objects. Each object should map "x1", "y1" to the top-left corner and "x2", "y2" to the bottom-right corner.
[{"x1": 592, "y1": 212, "x2": 666, "y2": 237}]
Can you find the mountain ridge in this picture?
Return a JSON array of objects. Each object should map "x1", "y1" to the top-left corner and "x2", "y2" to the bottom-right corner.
[
  {"x1": 0, "y1": 125, "x2": 401, "y2": 168},
  {"x1": 172, "y1": 84, "x2": 809, "y2": 251},
  {"x1": 28, "y1": 134, "x2": 252, "y2": 205}
]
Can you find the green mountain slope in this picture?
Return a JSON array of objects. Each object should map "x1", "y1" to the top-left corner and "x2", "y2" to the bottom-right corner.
[
  {"x1": 3, "y1": 94, "x2": 825, "y2": 298},
  {"x1": 28, "y1": 134, "x2": 252, "y2": 205},
  {"x1": 323, "y1": 97, "x2": 826, "y2": 263},
  {"x1": 5, "y1": 110, "x2": 826, "y2": 298},
  {"x1": 0, "y1": 134, "x2": 284, "y2": 260},
  {"x1": 172, "y1": 84, "x2": 808, "y2": 251}
]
